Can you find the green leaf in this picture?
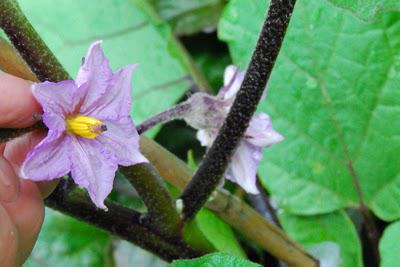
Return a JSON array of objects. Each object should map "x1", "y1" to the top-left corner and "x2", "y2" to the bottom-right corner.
[
  {"x1": 327, "y1": 0, "x2": 400, "y2": 21},
  {"x1": 219, "y1": 0, "x2": 400, "y2": 220},
  {"x1": 279, "y1": 210, "x2": 362, "y2": 267},
  {"x1": 17, "y1": 0, "x2": 196, "y2": 137},
  {"x1": 380, "y1": 220, "x2": 400, "y2": 267},
  {"x1": 25, "y1": 209, "x2": 109, "y2": 267},
  {"x1": 148, "y1": 0, "x2": 226, "y2": 35},
  {"x1": 195, "y1": 209, "x2": 246, "y2": 257},
  {"x1": 170, "y1": 252, "x2": 261, "y2": 267}
]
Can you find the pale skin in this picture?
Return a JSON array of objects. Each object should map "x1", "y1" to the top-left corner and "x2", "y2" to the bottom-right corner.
[{"x1": 0, "y1": 72, "x2": 58, "y2": 267}]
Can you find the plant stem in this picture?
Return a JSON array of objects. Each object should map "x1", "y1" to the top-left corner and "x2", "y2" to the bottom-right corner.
[
  {"x1": 120, "y1": 163, "x2": 181, "y2": 239},
  {"x1": 45, "y1": 179, "x2": 202, "y2": 262},
  {"x1": 0, "y1": 0, "x2": 70, "y2": 81},
  {"x1": 137, "y1": 102, "x2": 191, "y2": 134},
  {"x1": 180, "y1": 0, "x2": 297, "y2": 220}
]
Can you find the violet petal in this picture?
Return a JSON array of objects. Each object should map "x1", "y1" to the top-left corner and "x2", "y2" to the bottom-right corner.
[
  {"x1": 85, "y1": 64, "x2": 137, "y2": 120},
  {"x1": 70, "y1": 137, "x2": 118, "y2": 209},
  {"x1": 97, "y1": 117, "x2": 148, "y2": 166},
  {"x1": 225, "y1": 141, "x2": 261, "y2": 194},
  {"x1": 20, "y1": 131, "x2": 71, "y2": 181},
  {"x1": 32, "y1": 80, "x2": 78, "y2": 130},
  {"x1": 245, "y1": 113, "x2": 284, "y2": 147},
  {"x1": 76, "y1": 41, "x2": 114, "y2": 114}
]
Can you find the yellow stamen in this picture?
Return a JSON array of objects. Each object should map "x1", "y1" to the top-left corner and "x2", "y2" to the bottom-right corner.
[{"x1": 66, "y1": 115, "x2": 106, "y2": 139}]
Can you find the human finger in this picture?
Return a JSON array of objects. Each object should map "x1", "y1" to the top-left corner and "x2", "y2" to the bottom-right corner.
[
  {"x1": 3, "y1": 180, "x2": 44, "y2": 264},
  {"x1": 0, "y1": 204, "x2": 19, "y2": 267},
  {"x1": 0, "y1": 72, "x2": 41, "y2": 128},
  {"x1": 0, "y1": 156, "x2": 19, "y2": 202}
]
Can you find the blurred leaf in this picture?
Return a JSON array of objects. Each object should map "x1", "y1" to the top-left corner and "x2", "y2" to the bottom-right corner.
[
  {"x1": 219, "y1": 0, "x2": 400, "y2": 220},
  {"x1": 25, "y1": 209, "x2": 109, "y2": 267},
  {"x1": 195, "y1": 209, "x2": 246, "y2": 257},
  {"x1": 170, "y1": 252, "x2": 260, "y2": 267},
  {"x1": 379, "y1": 220, "x2": 400, "y2": 267},
  {"x1": 17, "y1": 0, "x2": 197, "y2": 137},
  {"x1": 278, "y1": 210, "x2": 362, "y2": 267},
  {"x1": 148, "y1": 0, "x2": 226, "y2": 35},
  {"x1": 327, "y1": 0, "x2": 400, "y2": 21}
]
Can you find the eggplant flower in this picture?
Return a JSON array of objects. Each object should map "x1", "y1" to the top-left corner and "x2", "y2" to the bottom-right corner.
[
  {"x1": 21, "y1": 41, "x2": 148, "y2": 209},
  {"x1": 185, "y1": 65, "x2": 283, "y2": 194}
]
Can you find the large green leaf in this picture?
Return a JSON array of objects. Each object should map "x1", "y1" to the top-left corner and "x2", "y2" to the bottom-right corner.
[
  {"x1": 327, "y1": 0, "x2": 400, "y2": 21},
  {"x1": 219, "y1": 0, "x2": 400, "y2": 220},
  {"x1": 170, "y1": 252, "x2": 261, "y2": 267},
  {"x1": 279, "y1": 211, "x2": 362, "y2": 267},
  {"x1": 25, "y1": 209, "x2": 110, "y2": 267},
  {"x1": 379, "y1": 220, "x2": 400, "y2": 267},
  {"x1": 17, "y1": 0, "x2": 195, "y2": 137},
  {"x1": 148, "y1": 0, "x2": 226, "y2": 35}
]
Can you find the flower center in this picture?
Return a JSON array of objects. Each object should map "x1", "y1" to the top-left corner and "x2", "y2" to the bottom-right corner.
[{"x1": 66, "y1": 115, "x2": 107, "y2": 139}]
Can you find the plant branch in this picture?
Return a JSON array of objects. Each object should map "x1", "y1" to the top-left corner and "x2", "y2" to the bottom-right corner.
[
  {"x1": 120, "y1": 163, "x2": 181, "y2": 239},
  {"x1": 45, "y1": 179, "x2": 202, "y2": 262},
  {"x1": 180, "y1": 0, "x2": 297, "y2": 220},
  {"x1": 140, "y1": 136, "x2": 318, "y2": 267},
  {"x1": 137, "y1": 102, "x2": 191, "y2": 134},
  {"x1": 0, "y1": 0, "x2": 70, "y2": 82}
]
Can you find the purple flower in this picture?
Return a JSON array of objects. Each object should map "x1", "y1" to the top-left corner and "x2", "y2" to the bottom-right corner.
[
  {"x1": 21, "y1": 41, "x2": 148, "y2": 209},
  {"x1": 186, "y1": 65, "x2": 283, "y2": 194}
]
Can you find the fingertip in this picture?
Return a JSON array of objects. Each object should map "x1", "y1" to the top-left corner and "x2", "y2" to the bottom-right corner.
[{"x1": 0, "y1": 72, "x2": 41, "y2": 128}]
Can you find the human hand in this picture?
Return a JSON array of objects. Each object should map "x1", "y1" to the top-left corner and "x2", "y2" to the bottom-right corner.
[{"x1": 0, "y1": 72, "x2": 58, "y2": 267}]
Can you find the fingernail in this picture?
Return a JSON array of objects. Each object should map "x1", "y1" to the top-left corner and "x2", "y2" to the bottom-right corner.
[{"x1": 0, "y1": 157, "x2": 19, "y2": 202}]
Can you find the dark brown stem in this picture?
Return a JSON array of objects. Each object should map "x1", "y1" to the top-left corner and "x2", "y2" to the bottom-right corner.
[
  {"x1": 45, "y1": 179, "x2": 202, "y2": 262},
  {"x1": 180, "y1": 0, "x2": 297, "y2": 221}
]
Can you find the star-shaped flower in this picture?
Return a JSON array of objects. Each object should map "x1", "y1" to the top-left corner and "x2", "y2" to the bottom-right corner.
[
  {"x1": 185, "y1": 65, "x2": 283, "y2": 194},
  {"x1": 21, "y1": 41, "x2": 148, "y2": 209}
]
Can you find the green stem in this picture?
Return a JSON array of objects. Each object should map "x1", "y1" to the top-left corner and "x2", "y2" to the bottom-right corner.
[
  {"x1": 120, "y1": 163, "x2": 181, "y2": 239},
  {"x1": 0, "y1": 0, "x2": 70, "y2": 81}
]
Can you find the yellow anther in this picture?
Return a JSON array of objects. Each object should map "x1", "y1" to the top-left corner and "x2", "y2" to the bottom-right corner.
[{"x1": 66, "y1": 115, "x2": 106, "y2": 139}]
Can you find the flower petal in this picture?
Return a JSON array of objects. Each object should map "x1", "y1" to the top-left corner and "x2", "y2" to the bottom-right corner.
[
  {"x1": 32, "y1": 80, "x2": 78, "y2": 131},
  {"x1": 70, "y1": 137, "x2": 118, "y2": 209},
  {"x1": 225, "y1": 141, "x2": 261, "y2": 194},
  {"x1": 76, "y1": 41, "x2": 113, "y2": 113},
  {"x1": 196, "y1": 129, "x2": 216, "y2": 147},
  {"x1": 245, "y1": 113, "x2": 284, "y2": 147},
  {"x1": 217, "y1": 65, "x2": 245, "y2": 100},
  {"x1": 83, "y1": 64, "x2": 137, "y2": 119},
  {"x1": 20, "y1": 131, "x2": 71, "y2": 181},
  {"x1": 97, "y1": 117, "x2": 148, "y2": 166}
]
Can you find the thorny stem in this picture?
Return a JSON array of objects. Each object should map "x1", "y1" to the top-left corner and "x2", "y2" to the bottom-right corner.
[
  {"x1": 0, "y1": 1, "x2": 185, "y2": 255},
  {"x1": 137, "y1": 102, "x2": 191, "y2": 134},
  {"x1": 45, "y1": 179, "x2": 202, "y2": 262},
  {"x1": 180, "y1": 0, "x2": 297, "y2": 220}
]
